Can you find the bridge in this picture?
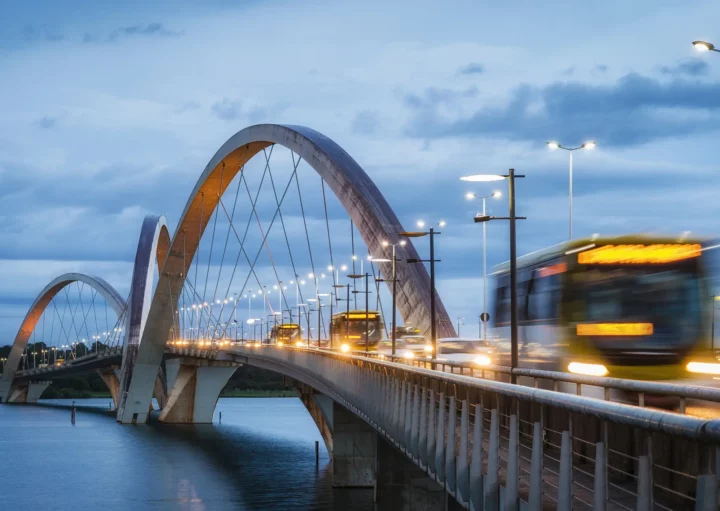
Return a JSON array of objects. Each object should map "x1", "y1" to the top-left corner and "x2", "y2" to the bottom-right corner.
[{"x1": 1, "y1": 124, "x2": 719, "y2": 510}]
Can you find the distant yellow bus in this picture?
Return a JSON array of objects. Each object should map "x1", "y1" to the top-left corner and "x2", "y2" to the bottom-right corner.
[
  {"x1": 331, "y1": 310, "x2": 384, "y2": 352},
  {"x1": 269, "y1": 323, "x2": 302, "y2": 346}
]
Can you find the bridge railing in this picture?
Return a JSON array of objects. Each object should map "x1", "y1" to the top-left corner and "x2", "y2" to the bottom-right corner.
[
  {"x1": 228, "y1": 345, "x2": 720, "y2": 510},
  {"x1": 342, "y1": 349, "x2": 720, "y2": 417}
]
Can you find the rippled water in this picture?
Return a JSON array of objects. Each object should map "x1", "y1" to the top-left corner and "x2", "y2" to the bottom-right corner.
[{"x1": 0, "y1": 398, "x2": 373, "y2": 510}]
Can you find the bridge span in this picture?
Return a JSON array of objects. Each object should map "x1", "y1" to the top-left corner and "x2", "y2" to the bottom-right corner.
[{"x1": 1, "y1": 123, "x2": 720, "y2": 509}]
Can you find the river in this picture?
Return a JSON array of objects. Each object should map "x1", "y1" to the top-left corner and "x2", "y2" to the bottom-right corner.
[{"x1": 0, "y1": 398, "x2": 374, "y2": 510}]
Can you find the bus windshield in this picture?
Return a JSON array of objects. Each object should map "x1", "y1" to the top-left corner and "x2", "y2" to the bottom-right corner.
[
  {"x1": 345, "y1": 318, "x2": 381, "y2": 340},
  {"x1": 274, "y1": 326, "x2": 301, "y2": 341},
  {"x1": 578, "y1": 267, "x2": 702, "y2": 349}
]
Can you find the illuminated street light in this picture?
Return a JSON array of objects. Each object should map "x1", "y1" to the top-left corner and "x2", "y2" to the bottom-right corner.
[
  {"x1": 693, "y1": 40, "x2": 719, "y2": 52},
  {"x1": 465, "y1": 189, "x2": 503, "y2": 340},
  {"x1": 546, "y1": 140, "x2": 597, "y2": 239},
  {"x1": 461, "y1": 170, "x2": 526, "y2": 383}
]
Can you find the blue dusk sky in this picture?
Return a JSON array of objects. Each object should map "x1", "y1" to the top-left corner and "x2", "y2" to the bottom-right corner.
[{"x1": 1, "y1": 0, "x2": 720, "y2": 340}]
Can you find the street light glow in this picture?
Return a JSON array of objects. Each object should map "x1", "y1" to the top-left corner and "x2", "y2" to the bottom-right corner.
[
  {"x1": 381, "y1": 240, "x2": 389, "y2": 247},
  {"x1": 547, "y1": 141, "x2": 560, "y2": 150},
  {"x1": 492, "y1": 191, "x2": 502, "y2": 198},
  {"x1": 693, "y1": 40, "x2": 715, "y2": 52},
  {"x1": 340, "y1": 264, "x2": 348, "y2": 271},
  {"x1": 399, "y1": 240, "x2": 407, "y2": 247},
  {"x1": 582, "y1": 141, "x2": 597, "y2": 150},
  {"x1": 438, "y1": 220, "x2": 446, "y2": 227},
  {"x1": 465, "y1": 192, "x2": 476, "y2": 200},
  {"x1": 460, "y1": 174, "x2": 506, "y2": 182},
  {"x1": 416, "y1": 220, "x2": 426, "y2": 228}
]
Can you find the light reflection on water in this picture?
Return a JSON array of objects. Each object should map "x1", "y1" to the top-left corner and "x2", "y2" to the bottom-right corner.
[{"x1": 0, "y1": 398, "x2": 373, "y2": 510}]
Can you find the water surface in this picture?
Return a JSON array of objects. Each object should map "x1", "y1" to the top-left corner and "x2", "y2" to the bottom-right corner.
[{"x1": 0, "y1": 398, "x2": 373, "y2": 510}]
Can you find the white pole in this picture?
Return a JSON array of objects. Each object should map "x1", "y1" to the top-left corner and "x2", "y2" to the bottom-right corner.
[
  {"x1": 569, "y1": 150, "x2": 573, "y2": 240},
  {"x1": 482, "y1": 197, "x2": 487, "y2": 341}
]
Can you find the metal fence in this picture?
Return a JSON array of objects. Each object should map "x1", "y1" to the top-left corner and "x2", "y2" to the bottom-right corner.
[{"x1": 232, "y1": 345, "x2": 720, "y2": 510}]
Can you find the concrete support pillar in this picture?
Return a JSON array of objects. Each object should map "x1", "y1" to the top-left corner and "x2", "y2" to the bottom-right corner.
[
  {"x1": 333, "y1": 401, "x2": 376, "y2": 488},
  {"x1": 297, "y1": 384, "x2": 334, "y2": 456},
  {"x1": 375, "y1": 435, "x2": 448, "y2": 511},
  {"x1": 98, "y1": 368, "x2": 121, "y2": 410},
  {"x1": 6, "y1": 381, "x2": 50, "y2": 403},
  {"x1": 157, "y1": 358, "x2": 238, "y2": 424}
]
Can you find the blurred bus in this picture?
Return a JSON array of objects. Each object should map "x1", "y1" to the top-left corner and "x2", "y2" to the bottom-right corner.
[
  {"x1": 270, "y1": 323, "x2": 303, "y2": 346},
  {"x1": 491, "y1": 235, "x2": 716, "y2": 381},
  {"x1": 378, "y1": 335, "x2": 433, "y2": 359},
  {"x1": 331, "y1": 311, "x2": 384, "y2": 352}
]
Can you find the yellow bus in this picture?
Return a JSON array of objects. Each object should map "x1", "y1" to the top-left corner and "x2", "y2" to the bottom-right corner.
[{"x1": 331, "y1": 310, "x2": 385, "y2": 352}]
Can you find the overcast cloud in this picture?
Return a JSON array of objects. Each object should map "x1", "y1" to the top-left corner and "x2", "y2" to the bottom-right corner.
[{"x1": 1, "y1": 0, "x2": 720, "y2": 340}]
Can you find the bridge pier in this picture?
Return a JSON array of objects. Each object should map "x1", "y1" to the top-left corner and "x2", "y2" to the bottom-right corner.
[
  {"x1": 156, "y1": 358, "x2": 238, "y2": 424},
  {"x1": 6, "y1": 381, "x2": 50, "y2": 403},
  {"x1": 375, "y1": 435, "x2": 450, "y2": 511},
  {"x1": 97, "y1": 368, "x2": 121, "y2": 410},
  {"x1": 332, "y1": 401, "x2": 377, "y2": 487}
]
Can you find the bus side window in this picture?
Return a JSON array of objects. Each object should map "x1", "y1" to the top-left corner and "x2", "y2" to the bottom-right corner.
[
  {"x1": 528, "y1": 272, "x2": 560, "y2": 321},
  {"x1": 494, "y1": 281, "x2": 510, "y2": 325}
]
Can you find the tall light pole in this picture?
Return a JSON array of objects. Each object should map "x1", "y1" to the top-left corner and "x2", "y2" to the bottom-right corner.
[
  {"x1": 400, "y1": 220, "x2": 445, "y2": 361},
  {"x1": 693, "y1": 40, "x2": 720, "y2": 53},
  {"x1": 465, "y1": 191, "x2": 502, "y2": 340},
  {"x1": 547, "y1": 141, "x2": 596, "y2": 239},
  {"x1": 376, "y1": 240, "x2": 407, "y2": 356},
  {"x1": 457, "y1": 317, "x2": 464, "y2": 337},
  {"x1": 461, "y1": 170, "x2": 526, "y2": 383}
]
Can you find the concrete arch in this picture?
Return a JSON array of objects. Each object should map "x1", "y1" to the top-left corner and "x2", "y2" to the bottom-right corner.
[
  {"x1": 0, "y1": 273, "x2": 126, "y2": 402},
  {"x1": 119, "y1": 124, "x2": 455, "y2": 423},
  {"x1": 117, "y1": 215, "x2": 171, "y2": 419}
]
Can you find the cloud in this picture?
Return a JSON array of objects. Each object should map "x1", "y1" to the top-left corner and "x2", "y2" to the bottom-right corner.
[
  {"x1": 458, "y1": 62, "x2": 484, "y2": 75},
  {"x1": 350, "y1": 110, "x2": 379, "y2": 135},
  {"x1": 23, "y1": 25, "x2": 64, "y2": 43},
  {"x1": 83, "y1": 22, "x2": 182, "y2": 43},
  {"x1": 403, "y1": 86, "x2": 478, "y2": 109},
  {"x1": 405, "y1": 73, "x2": 720, "y2": 147},
  {"x1": 210, "y1": 98, "x2": 281, "y2": 122},
  {"x1": 659, "y1": 59, "x2": 708, "y2": 77},
  {"x1": 36, "y1": 116, "x2": 57, "y2": 129},
  {"x1": 595, "y1": 64, "x2": 608, "y2": 73}
]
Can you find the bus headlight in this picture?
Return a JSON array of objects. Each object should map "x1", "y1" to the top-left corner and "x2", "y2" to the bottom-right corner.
[
  {"x1": 277, "y1": 341, "x2": 284, "y2": 347},
  {"x1": 568, "y1": 362, "x2": 608, "y2": 377},
  {"x1": 474, "y1": 355, "x2": 492, "y2": 366},
  {"x1": 254, "y1": 342, "x2": 261, "y2": 348},
  {"x1": 402, "y1": 350, "x2": 415, "y2": 359},
  {"x1": 340, "y1": 343, "x2": 350, "y2": 353},
  {"x1": 686, "y1": 361, "x2": 720, "y2": 375},
  {"x1": 295, "y1": 341, "x2": 304, "y2": 348},
  {"x1": 424, "y1": 345, "x2": 433, "y2": 353}
]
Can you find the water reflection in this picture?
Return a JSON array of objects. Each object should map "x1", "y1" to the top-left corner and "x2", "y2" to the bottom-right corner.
[{"x1": 0, "y1": 398, "x2": 373, "y2": 511}]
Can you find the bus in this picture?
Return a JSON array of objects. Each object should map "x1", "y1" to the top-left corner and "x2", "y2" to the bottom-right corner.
[
  {"x1": 331, "y1": 310, "x2": 385, "y2": 352},
  {"x1": 269, "y1": 323, "x2": 303, "y2": 346},
  {"x1": 491, "y1": 235, "x2": 716, "y2": 381}
]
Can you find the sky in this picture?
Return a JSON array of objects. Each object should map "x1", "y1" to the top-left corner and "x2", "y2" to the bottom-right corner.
[{"x1": 2, "y1": 0, "x2": 720, "y2": 341}]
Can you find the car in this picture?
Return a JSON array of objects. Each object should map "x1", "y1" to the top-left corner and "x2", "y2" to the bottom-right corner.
[
  {"x1": 377, "y1": 335, "x2": 433, "y2": 359},
  {"x1": 436, "y1": 337, "x2": 496, "y2": 367}
]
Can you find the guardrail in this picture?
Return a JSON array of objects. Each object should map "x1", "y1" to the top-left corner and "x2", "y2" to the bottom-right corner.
[{"x1": 227, "y1": 345, "x2": 720, "y2": 510}]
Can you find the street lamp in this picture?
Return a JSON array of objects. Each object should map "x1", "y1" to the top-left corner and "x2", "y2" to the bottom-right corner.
[
  {"x1": 457, "y1": 317, "x2": 464, "y2": 337},
  {"x1": 693, "y1": 40, "x2": 719, "y2": 53},
  {"x1": 461, "y1": 169, "x2": 526, "y2": 383},
  {"x1": 466, "y1": 190, "x2": 502, "y2": 340},
  {"x1": 399, "y1": 220, "x2": 444, "y2": 360},
  {"x1": 547, "y1": 140, "x2": 596, "y2": 239},
  {"x1": 377, "y1": 239, "x2": 407, "y2": 356}
]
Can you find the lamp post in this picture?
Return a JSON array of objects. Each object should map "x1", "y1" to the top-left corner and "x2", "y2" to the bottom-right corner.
[
  {"x1": 465, "y1": 191, "x2": 502, "y2": 340},
  {"x1": 375, "y1": 239, "x2": 407, "y2": 356},
  {"x1": 457, "y1": 317, "x2": 464, "y2": 337},
  {"x1": 547, "y1": 141, "x2": 596, "y2": 239},
  {"x1": 400, "y1": 220, "x2": 445, "y2": 360},
  {"x1": 347, "y1": 273, "x2": 371, "y2": 353},
  {"x1": 693, "y1": 41, "x2": 720, "y2": 53},
  {"x1": 461, "y1": 170, "x2": 526, "y2": 383}
]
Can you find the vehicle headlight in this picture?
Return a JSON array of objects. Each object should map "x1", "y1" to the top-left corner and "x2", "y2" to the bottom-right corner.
[
  {"x1": 568, "y1": 362, "x2": 608, "y2": 377},
  {"x1": 474, "y1": 355, "x2": 492, "y2": 366},
  {"x1": 424, "y1": 345, "x2": 433, "y2": 353},
  {"x1": 686, "y1": 361, "x2": 720, "y2": 375},
  {"x1": 295, "y1": 341, "x2": 304, "y2": 348},
  {"x1": 340, "y1": 344, "x2": 350, "y2": 353},
  {"x1": 254, "y1": 342, "x2": 261, "y2": 347},
  {"x1": 402, "y1": 350, "x2": 415, "y2": 359},
  {"x1": 277, "y1": 341, "x2": 284, "y2": 347}
]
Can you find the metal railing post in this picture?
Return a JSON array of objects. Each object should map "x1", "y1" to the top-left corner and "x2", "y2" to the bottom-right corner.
[
  {"x1": 558, "y1": 430, "x2": 572, "y2": 511},
  {"x1": 435, "y1": 392, "x2": 446, "y2": 484},
  {"x1": 485, "y1": 408, "x2": 500, "y2": 511},
  {"x1": 506, "y1": 413, "x2": 519, "y2": 510},
  {"x1": 470, "y1": 403, "x2": 484, "y2": 511},
  {"x1": 445, "y1": 394, "x2": 457, "y2": 496},
  {"x1": 456, "y1": 399, "x2": 470, "y2": 506},
  {"x1": 528, "y1": 421, "x2": 544, "y2": 510}
]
